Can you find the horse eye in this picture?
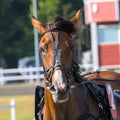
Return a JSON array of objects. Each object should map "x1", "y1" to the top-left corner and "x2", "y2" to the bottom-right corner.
[
  {"x1": 39, "y1": 46, "x2": 48, "y2": 53},
  {"x1": 39, "y1": 47, "x2": 44, "y2": 53}
]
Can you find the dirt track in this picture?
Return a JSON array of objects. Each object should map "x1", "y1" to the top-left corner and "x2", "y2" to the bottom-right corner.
[{"x1": 0, "y1": 83, "x2": 37, "y2": 96}]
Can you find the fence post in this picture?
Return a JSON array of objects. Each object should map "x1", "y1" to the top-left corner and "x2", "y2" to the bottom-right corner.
[
  {"x1": 0, "y1": 67, "x2": 4, "y2": 85},
  {"x1": 29, "y1": 66, "x2": 34, "y2": 84},
  {"x1": 11, "y1": 99, "x2": 16, "y2": 120}
]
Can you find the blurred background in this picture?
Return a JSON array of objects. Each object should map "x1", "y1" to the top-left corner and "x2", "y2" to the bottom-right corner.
[{"x1": 0, "y1": 0, "x2": 120, "y2": 119}]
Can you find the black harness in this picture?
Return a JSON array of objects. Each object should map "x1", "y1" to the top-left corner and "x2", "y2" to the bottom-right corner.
[{"x1": 83, "y1": 81, "x2": 111, "y2": 120}]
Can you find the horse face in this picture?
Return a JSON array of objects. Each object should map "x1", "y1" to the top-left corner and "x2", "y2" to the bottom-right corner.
[
  {"x1": 48, "y1": 32, "x2": 73, "y2": 103},
  {"x1": 32, "y1": 10, "x2": 80, "y2": 103},
  {"x1": 40, "y1": 30, "x2": 72, "y2": 103}
]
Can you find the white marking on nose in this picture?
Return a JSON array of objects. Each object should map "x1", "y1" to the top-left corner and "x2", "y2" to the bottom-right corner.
[{"x1": 54, "y1": 70, "x2": 65, "y2": 90}]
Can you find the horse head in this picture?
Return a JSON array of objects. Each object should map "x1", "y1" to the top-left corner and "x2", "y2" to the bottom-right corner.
[{"x1": 32, "y1": 10, "x2": 80, "y2": 103}]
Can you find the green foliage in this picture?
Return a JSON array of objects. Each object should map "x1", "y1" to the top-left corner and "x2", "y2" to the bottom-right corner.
[
  {"x1": 37, "y1": 0, "x2": 61, "y2": 23},
  {"x1": 0, "y1": 0, "x2": 34, "y2": 58},
  {"x1": 36, "y1": 0, "x2": 83, "y2": 23},
  {"x1": 0, "y1": 0, "x2": 35, "y2": 67}
]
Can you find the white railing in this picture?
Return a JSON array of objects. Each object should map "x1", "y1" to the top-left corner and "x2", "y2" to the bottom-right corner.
[
  {"x1": 0, "y1": 67, "x2": 44, "y2": 85},
  {"x1": 0, "y1": 99, "x2": 16, "y2": 120},
  {"x1": 0, "y1": 64, "x2": 93, "y2": 85}
]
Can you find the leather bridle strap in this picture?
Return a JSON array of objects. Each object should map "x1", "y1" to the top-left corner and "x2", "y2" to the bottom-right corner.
[
  {"x1": 47, "y1": 24, "x2": 61, "y2": 65},
  {"x1": 40, "y1": 27, "x2": 72, "y2": 39}
]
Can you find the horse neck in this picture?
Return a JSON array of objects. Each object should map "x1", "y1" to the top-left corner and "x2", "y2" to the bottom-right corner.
[
  {"x1": 43, "y1": 86, "x2": 91, "y2": 120},
  {"x1": 44, "y1": 89, "x2": 79, "y2": 120}
]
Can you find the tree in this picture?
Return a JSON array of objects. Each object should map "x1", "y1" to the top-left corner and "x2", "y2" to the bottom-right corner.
[
  {"x1": 36, "y1": 0, "x2": 83, "y2": 23},
  {"x1": 0, "y1": 0, "x2": 33, "y2": 68}
]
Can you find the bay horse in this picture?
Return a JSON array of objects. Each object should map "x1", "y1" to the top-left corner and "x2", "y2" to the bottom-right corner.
[
  {"x1": 32, "y1": 10, "x2": 119, "y2": 120},
  {"x1": 82, "y1": 70, "x2": 120, "y2": 90},
  {"x1": 82, "y1": 70, "x2": 120, "y2": 118}
]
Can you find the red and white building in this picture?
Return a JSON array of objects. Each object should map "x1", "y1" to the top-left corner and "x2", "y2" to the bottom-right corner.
[{"x1": 84, "y1": 0, "x2": 120, "y2": 72}]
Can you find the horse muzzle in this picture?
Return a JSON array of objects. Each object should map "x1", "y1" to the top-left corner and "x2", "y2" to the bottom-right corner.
[
  {"x1": 52, "y1": 91, "x2": 69, "y2": 103},
  {"x1": 49, "y1": 81, "x2": 70, "y2": 103},
  {"x1": 50, "y1": 69, "x2": 70, "y2": 103}
]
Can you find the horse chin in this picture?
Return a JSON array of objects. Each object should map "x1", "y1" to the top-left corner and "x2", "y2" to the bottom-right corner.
[{"x1": 52, "y1": 93, "x2": 69, "y2": 103}]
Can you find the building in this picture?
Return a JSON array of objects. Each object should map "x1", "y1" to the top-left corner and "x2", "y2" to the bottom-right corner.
[{"x1": 84, "y1": 0, "x2": 120, "y2": 72}]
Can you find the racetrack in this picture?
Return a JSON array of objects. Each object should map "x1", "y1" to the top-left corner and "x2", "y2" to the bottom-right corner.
[{"x1": 0, "y1": 83, "x2": 37, "y2": 96}]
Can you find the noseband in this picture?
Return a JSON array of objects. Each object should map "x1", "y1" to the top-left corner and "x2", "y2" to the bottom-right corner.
[{"x1": 39, "y1": 24, "x2": 80, "y2": 89}]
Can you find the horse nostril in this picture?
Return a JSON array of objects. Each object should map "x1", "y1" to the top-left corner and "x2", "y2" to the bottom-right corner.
[
  {"x1": 50, "y1": 85, "x2": 56, "y2": 93},
  {"x1": 58, "y1": 82, "x2": 66, "y2": 90},
  {"x1": 65, "y1": 85, "x2": 70, "y2": 93}
]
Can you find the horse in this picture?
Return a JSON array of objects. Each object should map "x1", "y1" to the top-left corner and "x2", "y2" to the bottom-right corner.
[
  {"x1": 32, "y1": 10, "x2": 119, "y2": 120},
  {"x1": 82, "y1": 70, "x2": 120, "y2": 90},
  {"x1": 82, "y1": 70, "x2": 120, "y2": 118}
]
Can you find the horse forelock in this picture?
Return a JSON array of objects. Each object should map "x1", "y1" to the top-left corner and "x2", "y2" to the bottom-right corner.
[{"x1": 46, "y1": 16, "x2": 75, "y2": 34}]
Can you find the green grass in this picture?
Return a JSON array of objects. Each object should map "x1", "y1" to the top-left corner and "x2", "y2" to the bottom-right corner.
[{"x1": 0, "y1": 95, "x2": 34, "y2": 120}]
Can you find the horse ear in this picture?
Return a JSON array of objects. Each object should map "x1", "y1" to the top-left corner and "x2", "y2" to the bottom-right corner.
[
  {"x1": 31, "y1": 16, "x2": 47, "y2": 34},
  {"x1": 70, "y1": 10, "x2": 81, "y2": 31}
]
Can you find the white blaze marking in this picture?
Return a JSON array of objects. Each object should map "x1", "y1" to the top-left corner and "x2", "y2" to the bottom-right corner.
[{"x1": 54, "y1": 70, "x2": 65, "y2": 89}]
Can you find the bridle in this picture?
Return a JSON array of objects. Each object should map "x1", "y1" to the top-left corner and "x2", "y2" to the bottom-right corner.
[{"x1": 39, "y1": 23, "x2": 79, "y2": 89}]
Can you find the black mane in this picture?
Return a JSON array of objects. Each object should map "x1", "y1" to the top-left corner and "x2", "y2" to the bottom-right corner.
[{"x1": 47, "y1": 16, "x2": 75, "y2": 34}]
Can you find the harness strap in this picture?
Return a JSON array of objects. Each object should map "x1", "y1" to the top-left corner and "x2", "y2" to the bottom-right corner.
[
  {"x1": 83, "y1": 81, "x2": 112, "y2": 119},
  {"x1": 84, "y1": 82, "x2": 105, "y2": 115},
  {"x1": 35, "y1": 86, "x2": 44, "y2": 120},
  {"x1": 114, "y1": 90, "x2": 120, "y2": 103}
]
